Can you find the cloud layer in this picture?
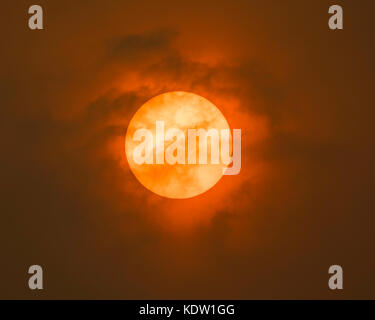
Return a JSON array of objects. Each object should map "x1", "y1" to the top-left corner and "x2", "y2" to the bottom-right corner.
[{"x1": 1, "y1": 0, "x2": 375, "y2": 299}]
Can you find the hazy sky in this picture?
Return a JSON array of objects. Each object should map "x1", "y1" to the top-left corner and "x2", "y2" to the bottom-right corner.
[{"x1": 1, "y1": 0, "x2": 375, "y2": 299}]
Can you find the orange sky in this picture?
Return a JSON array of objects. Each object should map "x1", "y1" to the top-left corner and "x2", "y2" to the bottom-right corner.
[{"x1": 1, "y1": 0, "x2": 375, "y2": 299}]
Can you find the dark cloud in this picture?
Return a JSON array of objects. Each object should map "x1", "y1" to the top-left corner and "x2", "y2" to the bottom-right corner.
[{"x1": 110, "y1": 29, "x2": 177, "y2": 61}]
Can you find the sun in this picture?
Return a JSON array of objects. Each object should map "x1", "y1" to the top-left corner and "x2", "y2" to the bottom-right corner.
[{"x1": 125, "y1": 91, "x2": 231, "y2": 199}]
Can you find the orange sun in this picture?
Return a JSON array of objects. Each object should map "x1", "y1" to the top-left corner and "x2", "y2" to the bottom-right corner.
[{"x1": 125, "y1": 91, "x2": 231, "y2": 199}]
